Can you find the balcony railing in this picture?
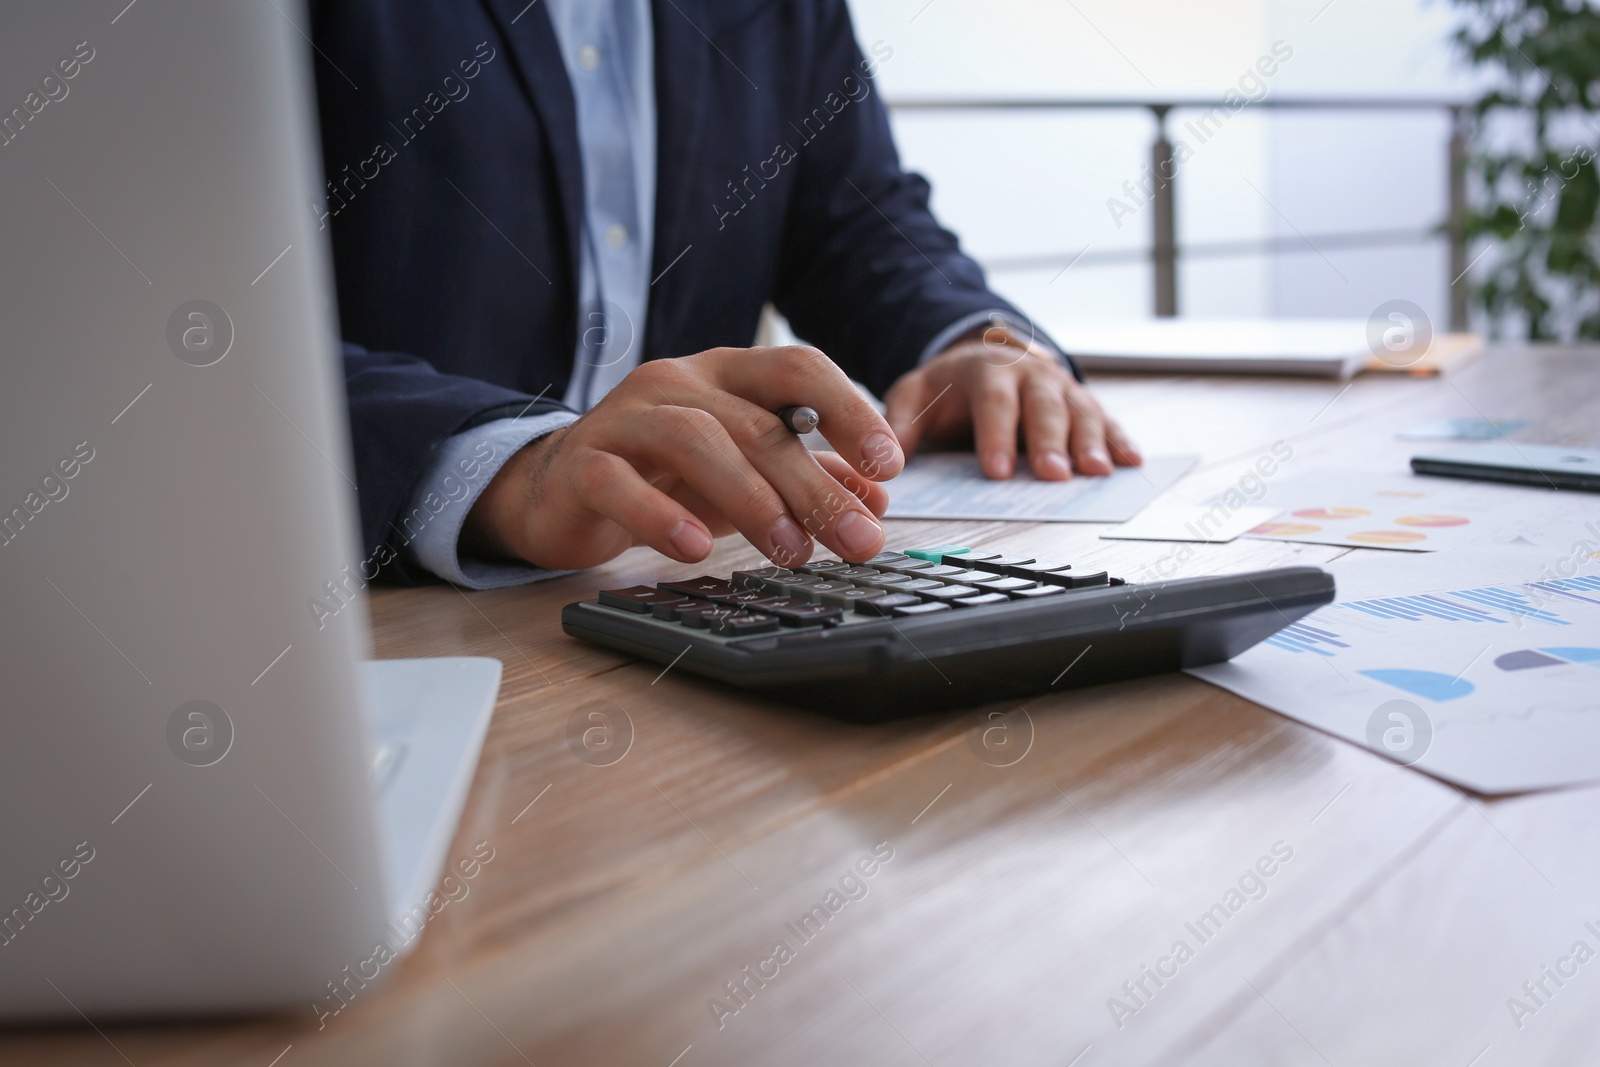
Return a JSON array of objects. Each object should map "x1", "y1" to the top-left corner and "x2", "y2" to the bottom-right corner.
[{"x1": 886, "y1": 97, "x2": 1472, "y2": 330}]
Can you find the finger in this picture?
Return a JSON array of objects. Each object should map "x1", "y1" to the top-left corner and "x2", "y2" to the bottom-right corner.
[
  {"x1": 1104, "y1": 417, "x2": 1143, "y2": 467},
  {"x1": 883, "y1": 370, "x2": 932, "y2": 460},
  {"x1": 569, "y1": 450, "x2": 713, "y2": 562},
  {"x1": 1019, "y1": 367, "x2": 1072, "y2": 481},
  {"x1": 686, "y1": 390, "x2": 888, "y2": 562},
  {"x1": 707, "y1": 345, "x2": 904, "y2": 480},
  {"x1": 1063, "y1": 386, "x2": 1112, "y2": 475},
  {"x1": 618, "y1": 405, "x2": 830, "y2": 566},
  {"x1": 815, "y1": 450, "x2": 891, "y2": 518},
  {"x1": 661, "y1": 480, "x2": 739, "y2": 538},
  {"x1": 960, "y1": 359, "x2": 1021, "y2": 480}
]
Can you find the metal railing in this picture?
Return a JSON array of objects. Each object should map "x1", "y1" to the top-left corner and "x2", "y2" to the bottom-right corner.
[{"x1": 887, "y1": 97, "x2": 1472, "y2": 331}]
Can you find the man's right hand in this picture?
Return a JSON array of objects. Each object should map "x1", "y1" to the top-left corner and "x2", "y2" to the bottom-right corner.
[{"x1": 461, "y1": 346, "x2": 903, "y2": 572}]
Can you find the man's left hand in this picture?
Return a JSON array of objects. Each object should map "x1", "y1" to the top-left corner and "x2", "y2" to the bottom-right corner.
[{"x1": 884, "y1": 325, "x2": 1142, "y2": 480}]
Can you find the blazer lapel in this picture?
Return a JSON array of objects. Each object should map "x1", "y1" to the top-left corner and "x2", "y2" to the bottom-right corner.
[{"x1": 479, "y1": 0, "x2": 585, "y2": 292}]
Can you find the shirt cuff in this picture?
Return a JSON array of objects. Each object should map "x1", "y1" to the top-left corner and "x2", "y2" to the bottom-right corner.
[
  {"x1": 917, "y1": 309, "x2": 1069, "y2": 368},
  {"x1": 400, "y1": 413, "x2": 580, "y2": 589}
]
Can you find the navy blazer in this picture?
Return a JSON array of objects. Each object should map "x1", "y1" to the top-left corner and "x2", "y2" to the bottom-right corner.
[{"x1": 310, "y1": 0, "x2": 1035, "y2": 579}]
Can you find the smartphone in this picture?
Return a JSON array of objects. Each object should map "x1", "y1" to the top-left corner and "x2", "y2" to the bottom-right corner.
[{"x1": 1411, "y1": 442, "x2": 1600, "y2": 493}]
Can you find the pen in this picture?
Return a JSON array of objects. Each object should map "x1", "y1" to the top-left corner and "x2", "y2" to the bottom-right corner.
[{"x1": 777, "y1": 405, "x2": 819, "y2": 434}]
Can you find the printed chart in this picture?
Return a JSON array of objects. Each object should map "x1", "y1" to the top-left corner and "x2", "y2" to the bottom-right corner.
[
  {"x1": 1240, "y1": 471, "x2": 1600, "y2": 552},
  {"x1": 1191, "y1": 573, "x2": 1600, "y2": 793}
]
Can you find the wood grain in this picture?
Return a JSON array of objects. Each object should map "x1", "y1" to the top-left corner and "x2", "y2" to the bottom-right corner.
[{"x1": 5, "y1": 345, "x2": 1599, "y2": 1067}]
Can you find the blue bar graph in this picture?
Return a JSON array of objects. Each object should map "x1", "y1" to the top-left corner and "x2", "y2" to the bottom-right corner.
[{"x1": 1265, "y1": 577, "x2": 1586, "y2": 656}]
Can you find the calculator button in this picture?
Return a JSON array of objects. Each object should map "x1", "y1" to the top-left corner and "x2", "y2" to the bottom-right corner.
[
  {"x1": 905, "y1": 544, "x2": 969, "y2": 562},
  {"x1": 915, "y1": 564, "x2": 970, "y2": 581},
  {"x1": 868, "y1": 552, "x2": 912, "y2": 566},
  {"x1": 940, "y1": 551, "x2": 1000, "y2": 567},
  {"x1": 962, "y1": 572, "x2": 1021, "y2": 588},
  {"x1": 797, "y1": 559, "x2": 851, "y2": 576},
  {"x1": 872, "y1": 557, "x2": 936, "y2": 574},
  {"x1": 1033, "y1": 569, "x2": 1087, "y2": 588},
  {"x1": 774, "y1": 574, "x2": 827, "y2": 594},
  {"x1": 894, "y1": 578, "x2": 943, "y2": 594},
  {"x1": 661, "y1": 577, "x2": 740, "y2": 599},
  {"x1": 679, "y1": 606, "x2": 739, "y2": 628},
  {"x1": 1005, "y1": 559, "x2": 1072, "y2": 578},
  {"x1": 712, "y1": 590, "x2": 775, "y2": 606},
  {"x1": 978, "y1": 576, "x2": 1039, "y2": 593},
  {"x1": 712, "y1": 613, "x2": 780, "y2": 636},
  {"x1": 890, "y1": 601, "x2": 952, "y2": 618},
  {"x1": 832, "y1": 566, "x2": 883, "y2": 581},
  {"x1": 798, "y1": 580, "x2": 855, "y2": 601},
  {"x1": 917, "y1": 584, "x2": 981, "y2": 602},
  {"x1": 856, "y1": 593, "x2": 921, "y2": 616},
  {"x1": 599, "y1": 586, "x2": 691, "y2": 613},
  {"x1": 750, "y1": 596, "x2": 812, "y2": 612},
  {"x1": 818, "y1": 587, "x2": 879, "y2": 608},
  {"x1": 854, "y1": 572, "x2": 913, "y2": 589},
  {"x1": 1060, "y1": 570, "x2": 1110, "y2": 588},
  {"x1": 967, "y1": 554, "x2": 1036, "y2": 575},
  {"x1": 732, "y1": 567, "x2": 795, "y2": 590},
  {"x1": 651, "y1": 600, "x2": 703, "y2": 621},
  {"x1": 1008, "y1": 584, "x2": 1066, "y2": 599},
  {"x1": 952, "y1": 592, "x2": 1010, "y2": 608},
  {"x1": 769, "y1": 604, "x2": 843, "y2": 627}
]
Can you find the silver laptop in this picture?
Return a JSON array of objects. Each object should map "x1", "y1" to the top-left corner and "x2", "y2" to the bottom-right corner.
[{"x1": 0, "y1": 1, "x2": 500, "y2": 1020}]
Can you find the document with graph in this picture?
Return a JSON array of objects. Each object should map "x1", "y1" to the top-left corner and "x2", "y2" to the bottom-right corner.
[
  {"x1": 1239, "y1": 471, "x2": 1599, "y2": 553},
  {"x1": 1190, "y1": 565, "x2": 1600, "y2": 794}
]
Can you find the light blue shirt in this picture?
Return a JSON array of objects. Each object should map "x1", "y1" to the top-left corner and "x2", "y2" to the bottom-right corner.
[
  {"x1": 403, "y1": 3, "x2": 1037, "y2": 588},
  {"x1": 405, "y1": 0, "x2": 653, "y2": 588}
]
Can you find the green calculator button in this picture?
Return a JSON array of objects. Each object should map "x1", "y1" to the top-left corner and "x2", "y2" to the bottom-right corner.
[{"x1": 905, "y1": 544, "x2": 970, "y2": 562}]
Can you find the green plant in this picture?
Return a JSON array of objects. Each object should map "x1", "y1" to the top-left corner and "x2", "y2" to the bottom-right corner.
[{"x1": 1454, "y1": 0, "x2": 1600, "y2": 338}]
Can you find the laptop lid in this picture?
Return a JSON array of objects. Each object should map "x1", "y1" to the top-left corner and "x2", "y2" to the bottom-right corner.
[{"x1": 0, "y1": 0, "x2": 392, "y2": 1018}]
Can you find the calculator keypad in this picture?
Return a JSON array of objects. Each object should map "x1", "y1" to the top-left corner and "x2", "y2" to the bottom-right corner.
[{"x1": 596, "y1": 548, "x2": 1121, "y2": 638}]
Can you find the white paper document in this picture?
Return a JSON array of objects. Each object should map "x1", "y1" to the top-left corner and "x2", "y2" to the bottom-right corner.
[
  {"x1": 1190, "y1": 563, "x2": 1600, "y2": 794},
  {"x1": 1104, "y1": 503, "x2": 1281, "y2": 543},
  {"x1": 882, "y1": 454, "x2": 1197, "y2": 523}
]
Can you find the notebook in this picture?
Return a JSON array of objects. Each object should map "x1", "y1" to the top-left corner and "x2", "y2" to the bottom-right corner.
[{"x1": 1052, "y1": 319, "x2": 1483, "y2": 380}]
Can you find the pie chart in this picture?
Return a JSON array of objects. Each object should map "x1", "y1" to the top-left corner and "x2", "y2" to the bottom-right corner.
[
  {"x1": 1292, "y1": 507, "x2": 1370, "y2": 520},
  {"x1": 1395, "y1": 514, "x2": 1470, "y2": 527},
  {"x1": 1251, "y1": 522, "x2": 1321, "y2": 536},
  {"x1": 1347, "y1": 530, "x2": 1429, "y2": 545}
]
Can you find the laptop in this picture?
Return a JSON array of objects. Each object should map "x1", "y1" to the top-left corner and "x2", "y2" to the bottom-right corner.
[{"x1": 0, "y1": 1, "x2": 500, "y2": 1020}]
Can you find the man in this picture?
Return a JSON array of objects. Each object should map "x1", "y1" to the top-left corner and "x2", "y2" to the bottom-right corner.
[{"x1": 311, "y1": 0, "x2": 1140, "y2": 587}]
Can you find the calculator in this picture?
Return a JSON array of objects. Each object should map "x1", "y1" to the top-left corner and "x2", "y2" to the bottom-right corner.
[{"x1": 561, "y1": 545, "x2": 1335, "y2": 719}]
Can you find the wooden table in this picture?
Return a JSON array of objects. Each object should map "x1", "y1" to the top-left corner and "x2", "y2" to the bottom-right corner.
[{"x1": 10, "y1": 344, "x2": 1600, "y2": 1066}]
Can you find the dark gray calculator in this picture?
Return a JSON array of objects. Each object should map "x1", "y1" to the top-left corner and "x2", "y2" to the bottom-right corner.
[{"x1": 562, "y1": 544, "x2": 1334, "y2": 719}]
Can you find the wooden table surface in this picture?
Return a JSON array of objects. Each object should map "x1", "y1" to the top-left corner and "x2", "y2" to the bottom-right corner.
[{"x1": 9, "y1": 344, "x2": 1600, "y2": 1067}]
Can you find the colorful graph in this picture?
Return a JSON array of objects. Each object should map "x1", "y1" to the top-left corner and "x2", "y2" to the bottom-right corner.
[
  {"x1": 1495, "y1": 647, "x2": 1600, "y2": 671},
  {"x1": 1292, "y1": 507, "x2": 1369, "y2": 520},
  {"x1": 1251, "y1": 522, "x2": 1322, "y2": 536},
  {"x1": 1395, "y1": 514, "x2": 1471, "y2": 527},
  {"x1": 1358, "y1": 669, "x2": 1474, "y2": 702},
  {"x1": 1347, "y1": 530, "x2": 1429, "y2": 545},
  {"x1": 1262, "y1": 575, "x2": 1600, "y2": 658}
]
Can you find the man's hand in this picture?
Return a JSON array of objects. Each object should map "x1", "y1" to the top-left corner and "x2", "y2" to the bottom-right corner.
[
  {"x1": 885, "y1": 325, "x2": 1142, "y2": 480},
  {"x1": 462, "y1": 346, "x2": 901, "y2": 572}
]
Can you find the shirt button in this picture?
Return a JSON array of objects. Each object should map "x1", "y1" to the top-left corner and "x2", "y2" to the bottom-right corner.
[
  {"x1": 577, "y1": 44, "x2": 600, "y2": 71},
  {"x1": 605, "y1": 223, "x2": 628, "y2": 248}
]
